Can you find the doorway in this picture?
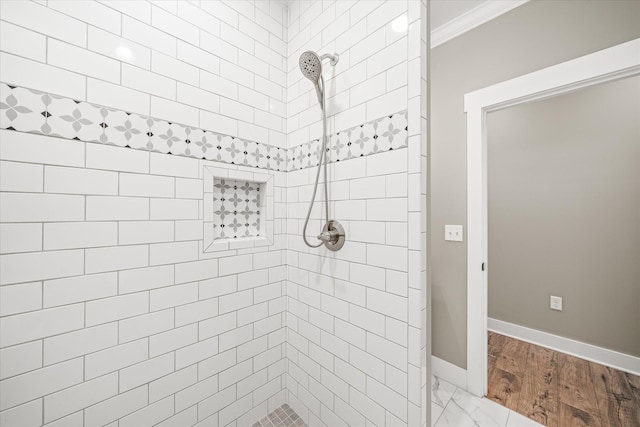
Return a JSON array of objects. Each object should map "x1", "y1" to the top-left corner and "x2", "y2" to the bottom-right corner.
[
  {"x1": 464, "y1": 38, "x2": 640, "y2": 397},
  {"x1": 481, "y1": 67, "x2": 640, "y2": 425}
]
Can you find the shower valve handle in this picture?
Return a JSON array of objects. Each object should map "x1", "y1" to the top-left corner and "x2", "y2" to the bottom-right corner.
[
  {"x1": 317, "y1": 230, "x2": 338, "y2": 243},
  {"x1": 316, "y1": 220, "x2": 346, "y2": 251}
]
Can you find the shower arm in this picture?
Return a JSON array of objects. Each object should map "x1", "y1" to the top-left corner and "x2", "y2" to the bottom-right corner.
[{"x1": 319, "y1": 53, "x2": 339, "y2": 66}]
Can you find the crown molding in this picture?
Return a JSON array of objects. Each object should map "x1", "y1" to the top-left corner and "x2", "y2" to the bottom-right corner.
[{"x1": 431, "y1": 0, "x2": 529, "y2": 48}]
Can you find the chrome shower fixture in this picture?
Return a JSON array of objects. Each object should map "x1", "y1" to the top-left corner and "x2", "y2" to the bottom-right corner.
[
  {"x1": 299, "y1": 51, "x2": 339, "y2": 109},
  {"x1": 298, "y1": 50, "x2": 345, "y2": 251}
]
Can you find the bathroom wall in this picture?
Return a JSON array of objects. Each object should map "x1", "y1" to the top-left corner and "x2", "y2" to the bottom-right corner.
[
  {"x1": 0, "y1": 1, "x2": 290, "y2": 425},
  {"x1": 487, "y1": 76, "x2": 640, "y2": 357},
  {"x1": 431, "y1": 0, "x2": 640, "y2": 370},
  {"x1": 284, "y1": 1, "x2": 429, "y2": 426}
]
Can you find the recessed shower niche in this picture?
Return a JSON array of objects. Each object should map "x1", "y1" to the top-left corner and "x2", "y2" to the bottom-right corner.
[{"x1": 203, "y1": 166, "x2": 274, "y2": 252}]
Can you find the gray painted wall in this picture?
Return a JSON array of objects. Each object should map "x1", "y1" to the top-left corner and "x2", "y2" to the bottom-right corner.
[
  {"x1": 487, "y1": 76, "x2": 640, "y2": 357},
  {"x1": 431, "y1": 0, "x2": 640, "y2": 368}
]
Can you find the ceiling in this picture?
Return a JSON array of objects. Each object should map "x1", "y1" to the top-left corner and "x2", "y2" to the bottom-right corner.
[
  {"x1": 284, "y1": 1, "x2": 518, "y2": 36},
  {"x1": 430, "y1": 0, "x2": 486, "y2": 30}
]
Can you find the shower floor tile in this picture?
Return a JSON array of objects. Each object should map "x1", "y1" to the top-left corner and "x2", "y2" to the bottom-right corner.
[{"x1": 253, "y1": 404, "x2": 307, "y2": 427}]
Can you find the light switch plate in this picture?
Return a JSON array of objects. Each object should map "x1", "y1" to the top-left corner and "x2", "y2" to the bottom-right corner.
[{"x1": 445, "y1": 225, "x2": 463, "y2": 242}]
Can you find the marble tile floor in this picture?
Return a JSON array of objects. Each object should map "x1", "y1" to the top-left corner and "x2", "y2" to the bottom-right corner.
[
  {"x1": 253, "y1": 404, "x2": 307, "y2": 427},
  {"x1": 254, "y1": 378, "x2": 540, "y2": 427},
  {"x1": 432, "y1": 376, "x2": 543, "y2": 427}
]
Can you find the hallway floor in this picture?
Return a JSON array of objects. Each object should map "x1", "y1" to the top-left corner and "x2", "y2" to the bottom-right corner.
[{"x1": 487, "y1": 332, "x2": 640, "y2": 427}]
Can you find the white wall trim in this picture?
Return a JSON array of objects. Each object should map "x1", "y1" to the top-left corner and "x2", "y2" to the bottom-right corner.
[
  {"x1": 431, "y1": 356, "x2": 467, "y2": 390},
  {"x1": 463, "y1": 38, "x2": 640, "y2": 397},
  {"x1": 489, "y1": 318, "x2": 640, "y2": 376},
  {"x1": 431, "y1": 1, "x2": 529, "y2": 48}
]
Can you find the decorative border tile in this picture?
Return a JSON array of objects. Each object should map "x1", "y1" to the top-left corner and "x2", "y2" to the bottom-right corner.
[
  {"x1": 0, "y1": 83, "x2": 287, "y2": 172},
  {"x1": 286, "y1": 111, "x2": 408, "y2": 171},
  {"x1": 0, "y1": 82, "x2": 407, "y2": 172},
  {"x1": 0, "y1": 85, "x2": 48, "y2": 135}
]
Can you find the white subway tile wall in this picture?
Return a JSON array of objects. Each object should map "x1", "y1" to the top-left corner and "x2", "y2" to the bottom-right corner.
[
  {"x1": 0, "y1": 129, "x2": 289, "y2": 426},
  {"x1": 0, "y1": 0, "x2": 428, "y2": 426},
  {"x1": 284, "y1": 1, "x2": 429, "y2": 427},
  {"x1": 0, "y1": 1, "x2": 289, "y2": 424}
]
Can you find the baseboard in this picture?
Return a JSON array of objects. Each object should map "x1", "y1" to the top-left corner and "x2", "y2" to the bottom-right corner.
[
  {"x1": 431, "y1": 0, "x2": 529, "y2": 48},
  {"x1": 488, "y1": 318, "x2": 640, "y2": 376},
  {"x1": 431, "y1": 355, "x2": 467, "y2": 390}
]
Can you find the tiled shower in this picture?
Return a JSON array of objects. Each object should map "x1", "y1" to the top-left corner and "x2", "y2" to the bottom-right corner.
[{"x1": 0, "y1": 1, "x2": 428, "y2": 426}]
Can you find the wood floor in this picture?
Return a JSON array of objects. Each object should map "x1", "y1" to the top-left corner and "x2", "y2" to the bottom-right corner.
[{"x1": 487, "y1": 332, "x2": 640, "y2": 427}]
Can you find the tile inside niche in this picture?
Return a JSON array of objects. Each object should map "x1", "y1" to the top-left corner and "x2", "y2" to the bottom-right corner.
[{"x1": 212, "y1": 178, "x2": 261, "y2": 240}]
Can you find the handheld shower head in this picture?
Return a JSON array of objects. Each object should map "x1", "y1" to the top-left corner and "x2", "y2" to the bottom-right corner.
[
  {"x1": 299, "y1": 51, "x2": 324, "y2": 107},
  {"x1": 299, "y1": 50, "x2": 339, "y2": 109},
  {"x1": 299, "y1": 51, "x2": 322, "y2": 83}
]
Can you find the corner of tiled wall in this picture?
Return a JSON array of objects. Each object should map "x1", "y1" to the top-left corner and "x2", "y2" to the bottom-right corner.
[{"x1": 283, "y1": 1, "x2": 429, "y2": 426}]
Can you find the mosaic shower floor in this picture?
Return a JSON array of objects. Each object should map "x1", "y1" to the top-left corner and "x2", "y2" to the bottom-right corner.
[{"x1": 253, "y1": 404, "x2": 307, "y2": 427}]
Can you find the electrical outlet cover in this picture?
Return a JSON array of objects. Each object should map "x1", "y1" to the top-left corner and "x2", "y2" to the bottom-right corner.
[{"x1": 550, "y1": 295, "x2": 563, "y2": 311}]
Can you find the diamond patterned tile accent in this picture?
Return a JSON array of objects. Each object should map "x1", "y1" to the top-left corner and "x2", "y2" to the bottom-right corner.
[
  {"x1": 212, "y1": 178, "x2": 261, "y2": 240},
  {"x1": 286, "y1": 111, "x2": 409, "y2": 171},
  {"x1": 103, "y1": 108, "x2": 148, "y2": 148},
  {"x1": 0, "y1": 82, "x2": 408, "y2": 172},
  {"x1": 47, "y1": 94, "x2": 99, "y2": 141},
  {"x1": 0, "y1": 85, "x2": 46, "y2": 134}
]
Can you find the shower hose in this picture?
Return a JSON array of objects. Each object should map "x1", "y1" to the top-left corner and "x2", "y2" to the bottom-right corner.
[{"x1": 302, "y1": 75, "x2": 329, "y2": 248}]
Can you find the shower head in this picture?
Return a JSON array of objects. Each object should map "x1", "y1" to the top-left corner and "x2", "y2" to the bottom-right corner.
[
  {"x1": 299, "y1": 50, "x2": 339, "y2": 109},
  {"x1": 299, "y1": 51, "x2": 323, "y2": 107},
  {"x1": 299, "y1": 51, "x2": 322, "y2": 84}
]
